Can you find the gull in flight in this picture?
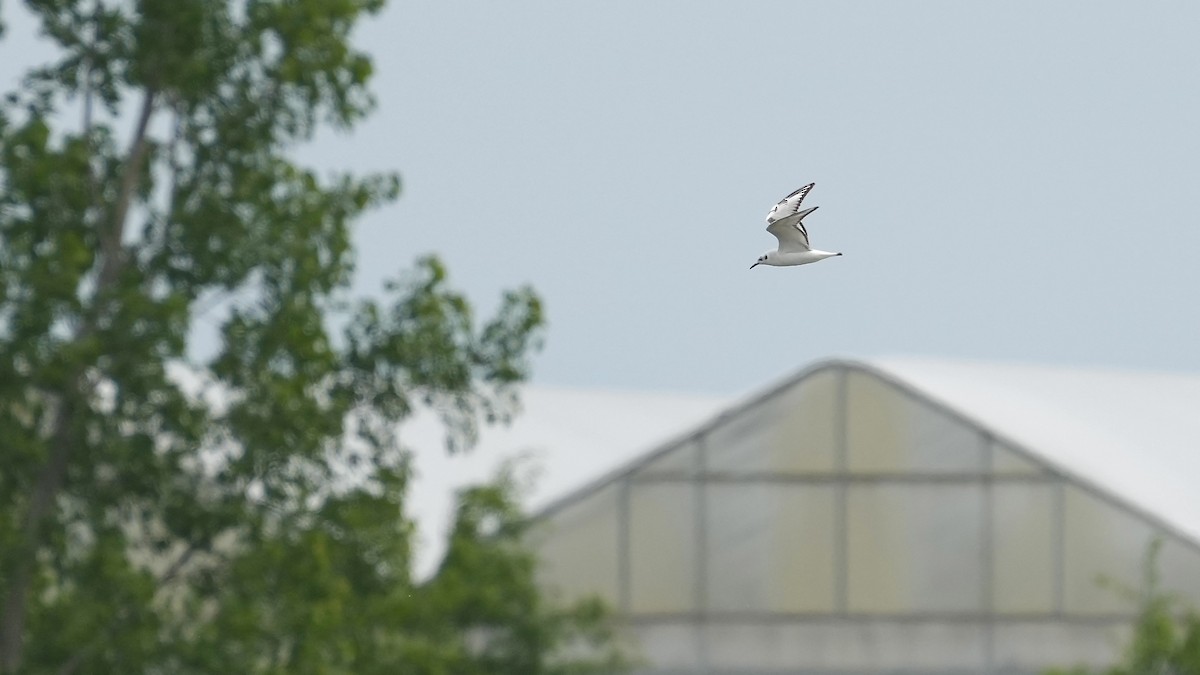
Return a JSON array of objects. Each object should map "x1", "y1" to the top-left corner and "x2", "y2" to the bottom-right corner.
[{"x1": 750, "y1": 182, "x2": 842, "y2": 269}]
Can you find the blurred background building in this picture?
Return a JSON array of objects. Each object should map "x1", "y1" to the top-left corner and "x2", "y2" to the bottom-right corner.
[{"x1": 517, "y1": 357, "x2": 1200, "y2": 674}]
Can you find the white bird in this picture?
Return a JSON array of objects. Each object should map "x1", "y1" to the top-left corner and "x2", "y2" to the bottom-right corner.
[{"x1": 750, "y1": 182, "x2": 842, "y2": 269}]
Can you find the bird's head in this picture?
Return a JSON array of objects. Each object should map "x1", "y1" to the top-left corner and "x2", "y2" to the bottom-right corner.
[{"x1": 750, "y1": 252, "x2": 770, "y2": 269}]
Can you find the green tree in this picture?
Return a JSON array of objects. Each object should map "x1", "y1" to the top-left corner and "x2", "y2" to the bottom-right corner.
[
  {"x1": 1046, "y1": 541, "x2": 1200, "y2": 675},
  {"x1": 0, "y1": 1, "x2": 625, "y2": 672}
]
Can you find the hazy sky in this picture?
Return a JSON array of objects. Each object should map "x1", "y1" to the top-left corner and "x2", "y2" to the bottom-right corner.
[{"x1": 5, "y1": 2, "x2": 1200, "y2": 395}]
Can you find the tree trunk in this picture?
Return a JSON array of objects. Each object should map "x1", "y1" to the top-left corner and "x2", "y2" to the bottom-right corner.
[{"x1": 0, "y1": 89, "x2": 157, "y2": 673}]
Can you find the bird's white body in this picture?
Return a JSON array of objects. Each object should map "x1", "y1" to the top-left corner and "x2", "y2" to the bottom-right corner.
[
  {"x1": 751, "y1": 182, "x2": 842, "y2": 269},
  {"x1": 757, "y1": 249, "x2": 842, "y2": 267}
]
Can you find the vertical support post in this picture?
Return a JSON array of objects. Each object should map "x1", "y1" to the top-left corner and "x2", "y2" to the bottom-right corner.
[
  {"x1": 981, "y1": 434, "x2": 996, "y2": 673},
  {"x1": 1053, "y1": 480, "x2": 1066, "y2": 614},
  {"x1": 835, "y1": 366, "x2": 849, "y2": 613},
  {"x1": 618, "y1": 478, "x2": 632, "y2": 615},
  {"x1": 694, "y1": 436, "x2": 710, "y2": 671},
  {"x1": 694, "y1": 437, "x2": 708, "y2": 613}
]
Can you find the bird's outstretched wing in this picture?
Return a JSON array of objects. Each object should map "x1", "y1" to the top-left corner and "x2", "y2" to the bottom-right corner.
[
  {"x1": 766, "y1": 207, "x2": 818, "y2": 253},
  {"x1": 766, "y1": 182, "x2": 815, "y2": 224}
]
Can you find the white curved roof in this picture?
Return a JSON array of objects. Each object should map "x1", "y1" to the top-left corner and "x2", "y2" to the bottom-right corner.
[
  {"x1": 404, "y1": 385, "x2": 731, "y2": 577},
  {"x1": 865, "y1": 356, "x2": 1200, "y2": 546},
  {"x1": 408, "y1": 357, "x2": 1200, "y2": 576}
]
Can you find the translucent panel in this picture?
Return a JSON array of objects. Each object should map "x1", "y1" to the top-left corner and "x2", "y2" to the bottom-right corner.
[
  {"x1": 992, "y1": 484, "x2": 1055, "y2": 613},
  {"x1": 531, "y1": 483, "x2": 620, "y2": 606},
  {"x1": 705, "y1": 484, "x2": 836, "y2": 613},
  {"x1": 625, "y1": 622, "x2": 705, "y2": 671},
  {"x1": 847, "y1": 484, "x2": 984, "y2": 613},
  {"x1": 629, "y1": 482, "x2": 697, "y2": 613},
  {"x1": 703, "y1": 620, "x2": 987, "y2": 672},
  {"x1": 704, "y1": 368, "x2": 839, "y2": 474},
  {"x1": 636, "y1": 619, "x2": 1125, "y2": 673},
  {"x1": 1158, "y1": 537, "x2": 1200, "y2": 607},
  {"x1": 992, "y1": 621, "x2": 1126, "y2": 673},
  {"x1": 635, "y1": 438, "x2": 700, "y2": 479},
  {"x1": 991, "y1": 441, "x2": 1045, "y2": 475},
  {"x1": 1063, "y1": 486, "x2": 1152, "y2": 614},
  {"x1": 845, "y1": 370, "x2": 986, "y2": 474}
]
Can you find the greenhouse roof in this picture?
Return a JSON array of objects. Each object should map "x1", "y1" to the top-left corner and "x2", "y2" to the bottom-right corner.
[
  {"x1": 328, "y1": 356, "x2": 1200, "y2": 576},
  {"x1": 515, "y1": 357, "x2": 1200, "y2": 549},
  {"x1": 867, "y1": 356, "x2": 1200, "y2": 547},
  {"x1": 404, "y1": 384, "x2": 730, "y2": 577}
]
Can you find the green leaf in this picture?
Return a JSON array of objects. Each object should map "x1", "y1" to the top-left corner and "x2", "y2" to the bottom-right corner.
[{"x1": 0, "y1": 2, "x2": 620, "y2": 673}]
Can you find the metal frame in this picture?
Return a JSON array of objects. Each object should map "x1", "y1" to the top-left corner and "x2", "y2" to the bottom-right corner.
[{"x1": 533, "y1": 360, "x2": 1199, "y2": 674}]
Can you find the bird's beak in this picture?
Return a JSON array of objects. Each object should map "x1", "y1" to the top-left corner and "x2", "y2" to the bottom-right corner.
[{"x1": 750, "y1": 262, "x2": 760, "y2": 270}]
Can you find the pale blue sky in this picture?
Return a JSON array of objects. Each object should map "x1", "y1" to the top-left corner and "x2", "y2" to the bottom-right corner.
[{"x1": 5, "y1": 2, "x2": 1200, "y2": 395}]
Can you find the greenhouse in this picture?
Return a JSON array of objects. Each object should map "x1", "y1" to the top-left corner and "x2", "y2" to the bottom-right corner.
[{"x1": 527, "y1": 357, "x2": 1200, "y2": 674}]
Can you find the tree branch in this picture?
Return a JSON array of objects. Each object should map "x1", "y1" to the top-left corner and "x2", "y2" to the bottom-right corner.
[
  {"x1": 0, "y1": 87, "x2": 159, "y2": 673},
  {"x1": 0, "y1": 393, "x2": 81, "y2": 672},
  {"x1": 82, "y1": 59, "x2": 102, "y2": 228},
  {"x1": 97, "y1": 87, "x2": 158, "y2": 296}
]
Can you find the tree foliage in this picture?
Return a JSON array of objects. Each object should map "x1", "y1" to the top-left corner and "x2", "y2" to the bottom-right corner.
[
  {"x1": 1046, "y1": 541, "x2": 1200, "y2": 675},
  {"x1": 0, "y1": 1, "x2": 624, "y2": 672}
]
